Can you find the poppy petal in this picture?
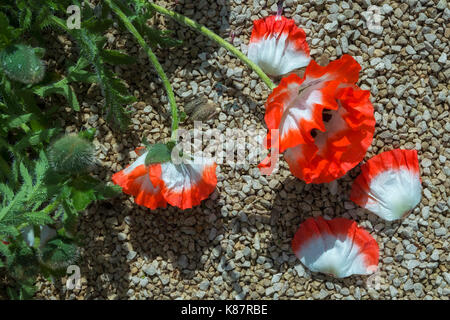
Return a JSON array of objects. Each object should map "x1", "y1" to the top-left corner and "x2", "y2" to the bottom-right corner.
[
  {"x1": 248, "y1": 15, "x2": 310, "y2": 76},
  {"x1": 350, "y1": 149, "x2": 422, "y2": 221},
  {"x1": 112, "y1": 151, "x2": 167, "y2": 210},
  {"x1": 264, "y1": 55, "x2": 362, "y2": 153},
  {"x1": 284, "y1": 86, "x2": 375, "y2": 183},
  {"x1": 292, "y1": 217, "x2": 379, "y2": 278},
  {"x1": 159, "y1": 157, "x2": 217, "y2": 210}
]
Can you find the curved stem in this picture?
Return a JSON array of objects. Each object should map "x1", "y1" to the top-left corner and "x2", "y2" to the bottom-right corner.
[
  {"x1": 148, "y1": 2, "x2": 276, "y2": 91},
  {"x1": 105, "y1": 0, "x2": 179, "y2": 139}
]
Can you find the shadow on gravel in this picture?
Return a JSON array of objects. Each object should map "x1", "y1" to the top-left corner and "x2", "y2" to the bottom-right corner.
[
  {"x1": 126, "y1": 194, "x2": 225, "y2": 279},
  {"x1": 265, "y1": 174, "x2": 373, "y2": 289},
  {"x1": 70, "y1": 189, "x2": 224, "y2": 299}
]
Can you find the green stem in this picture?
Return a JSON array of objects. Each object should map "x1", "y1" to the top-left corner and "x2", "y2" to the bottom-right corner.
[
  {"x1": 39, "y1": 198, "x2": 61, "y2": 215},
  {"x1": 148, "y1": 2, "x2": 276, "y2": 90},
  {"x1": 105, "y1": 0, "x2": 179, "y2": 139}
]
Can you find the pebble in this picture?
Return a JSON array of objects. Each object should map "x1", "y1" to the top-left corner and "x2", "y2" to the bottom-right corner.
[{"x1": 35, "y1": 0, "x2": 449, "y2": 302}]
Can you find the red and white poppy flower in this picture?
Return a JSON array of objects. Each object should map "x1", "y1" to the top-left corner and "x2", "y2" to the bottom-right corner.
[
  {"x1": 261, "y1": 55, "x2": 374, "y2": 183},
  {"x1": 112, "y1": 147, "x2": 167, "y2": 210},
  {"x1": 248, "y1": 15, "x2": 310, "y2": 76},
  {"x1": 284, "y1": 85, "x2": 375, "y2": 184},
  {"x1": 112, "y1": 147, "x2": 217, "y2": 210},
  {"x1": 350, "y1": 149, "x2": 422, "y2": 221},
  {"x1": 148, "y1": 156, "x2": 217, "y2": 210},
  {"x1": 292, "y1": 217, "x2": 379, "y2": 278},
  {"x1": 264, "y1": 54, "x2": 362, "y2": 153}
]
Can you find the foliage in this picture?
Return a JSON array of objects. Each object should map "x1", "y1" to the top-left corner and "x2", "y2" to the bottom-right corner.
[
  {"x1": 0, "y1": 0, "x2": 188, "y2": 298},
  {"x1": 48, "y1": 135, "x2": 95, "y2": 174},
  {"x1": 0, "y1": 44, "x2": 46, "y2": 84}
]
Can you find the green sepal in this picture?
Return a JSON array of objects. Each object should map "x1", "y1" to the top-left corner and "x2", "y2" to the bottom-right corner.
[{"x1": 144, "y1": 143, "x2": 172, "y2": 165}]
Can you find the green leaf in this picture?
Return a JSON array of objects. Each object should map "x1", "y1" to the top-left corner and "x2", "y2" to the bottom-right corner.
[
  {"x1": 5, "y1": 113, "x2": 34, "y2": 129},
  {"x1": 33, "y1": 78, "x2": 80, "y2": 111},
  {"x1": 19, "y1": 162, "x2": 32, "y2": 188},
  {"x1": 94, "y1": 184, "x2": 122, "y2": 200},
  {"x1": 78, "y1": 128, "x2": 96, "y2": 141},
  {"x1": 14, "y1": 128, "x2": 60, "y2": 152},
  {"x1": 145, "y1": 143, "x2": 172, "y2": 165},
  {"x1": 0, "y1": 13, "x2": 21, "y2": 49},
  {"x1": 100, "y1": 49, "x2": 136, "y2": 65},
  {"x1": 83, "y1": 17, "x2": 113, "y2": 34},
  {"x1": 40, "y1": 238, "x2": 79, "y2": 270},
  {"x1": 22, "y1": 211, "x2": 54, "y2": 226},
  {"x1": 0, "y1": 241, "x2": 12, "y2": 261},
  {"x1": 71, "y1": 188, "x2": 96, "y2": 211}
]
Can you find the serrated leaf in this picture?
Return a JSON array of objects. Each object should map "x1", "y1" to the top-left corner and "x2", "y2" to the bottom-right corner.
[
  {"x1": 4, "y1": 113, "x2": 33, "y2": 129},
  {"x1": 22, "y1": 211, "x2": 54, "y2": 226},
  {"x1": 100, "y1": 49, "x2": 136, "y2": 65},
  {"x1": 71, "y1": 188, "x2": 96, "y2": 211},
  {"x1": 40, "y1": 238, "x2": 79, "y2": 270},
  {"x1": 14, "y1": 128, "x2": 60, "y2": 152},
  {"x1": 19, "y1": 162, "x2": 32, "y2": 188},
  {"x1": 94, "y1": 184, "x2": 122, "y2": 200},
  {"x1": 0, "y1": 241, "x2": 11, "y2": 260},
  {"x1": 33, "y1": 78, "x2": 80, "y2": 111},
  {"x1": 83, "y1": 17, "x2": 113, "y2": 34},
  {"x1": 0, "y1": 12, "x2": 21, "y2": 49},
  {"x1": 145, "y1": 143, "x2": 172, "y2": 165}
]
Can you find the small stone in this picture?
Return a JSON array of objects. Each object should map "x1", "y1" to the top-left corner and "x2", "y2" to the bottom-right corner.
[
  {"x1": 424, "y1": 34, "x2": 436, "y2": 43},
  {"x1": 159, "y1": 275, "x2": 170, "y2": 285},
  {"x1": 271, "y1": 273, "x2": 282, "y2": 283},
  {"x1": 406, "y1": 45, "x2": 416, "y2": 55},
  {"x1": 382, "y1": 4, "x2": 393, "y2": 14},
  {"x1": 413, "y1": 283, "x2": 424, "y2": 298},
  {"x1": 394, "y1": 8, "x2": 403, "y2": 18},
  {"x1": 438, "y1": 52, "x2": 447, "y2": 64},
  {"x1": 390, "y1": 286, "x2": 398, "y2": 297},
  {"x1": 126, "y1": 251, "x2": 137, "y2": 261},
  {"x1": 407, "y1": 260, "x2": 420, "y2": 269},
  {"x1": 421, "y1": 158, "x2": 432, "y2": 168},
  {"x1": 437, "y1": 0, "x2": 447, "y2": 10},
  {"x1": 435, "y1": 227, "x2": 446, "y2": 237},
  {"x1": 144, "y1": 265, "x2": 157, "y2": 276},
  {"x1": 178, "y1": 255, "x2": 188, "y2": 269},
  {"x1": 199, "y1": 280, "x2": 210, "y2": 291},
  {"x1": 324, "y1": 21, "x2": 338, "y2": 32},
  {"x1": 294, "y1": 264, "x2": 305, "y2": 277}
]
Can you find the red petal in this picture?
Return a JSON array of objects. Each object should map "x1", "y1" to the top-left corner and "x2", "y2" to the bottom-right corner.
[
  {"x1": 285, "y1": 86, "x2": 375, "y2": 184},
  {"x1": 112, "y1": 154, "x2": 167, "y2": 210},
  {"x1": 292, "y1": 217, "x2": 379, "y2": 278},
  {"x1": 264, "y1": 55, "x2": 362, "y2": 153},
  {"x1": 159, "y1": 159, "x2": 217, "y2": 210},
  {"x1": 248, "y1": 15, "x2": 310, "y2": 76},
  {"x1": 350, "y1": 149, "x2": 422, "y2": 221}
]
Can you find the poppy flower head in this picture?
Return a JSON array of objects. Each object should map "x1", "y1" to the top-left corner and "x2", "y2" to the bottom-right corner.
[
  {"x1": 284, "y1": 85, "x2": 375, "y2": 184},
  {"x1": 248, "y1": 15, "x2": 310, "y2": 76},
  {"x1": 264, "y1": 54, "x2": 363, "y2": 154},
  {"x1": 113, "y1": 147, "x2": 217, "y2": 210},
  {"x1": 151, "y1": 156, "x2": 217, "y2": 210},
  {"x1": 350, "y1": 149, "x2": 422, "y2": 221},
  {"x1": 292, "y1": 217, "x2": 379, "y2": 278}
]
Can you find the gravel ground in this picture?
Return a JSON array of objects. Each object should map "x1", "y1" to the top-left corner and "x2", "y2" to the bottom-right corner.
[{"x1": 34, "y1": 0, "x2": 449, "y2": 300}]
